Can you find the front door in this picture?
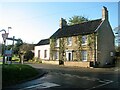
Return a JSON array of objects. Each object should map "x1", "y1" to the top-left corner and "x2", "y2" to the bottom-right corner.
[
  {"x1": 66, "y1": 51, "x2": 72, "y2": 61},
  {"x1": 68, "y1": 53, "x2": 71, "y2": 61}
]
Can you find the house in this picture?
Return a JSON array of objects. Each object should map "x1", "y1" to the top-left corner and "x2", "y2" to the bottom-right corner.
[
  {"x1": 114, "y1": 26, "x2": 120, "y2": 47},
  {"x1": 49, "y1": 6, "x2": 115, "y2": 67},
  {"x1": 34, "y1": 39, "x2": 50, "y2": 60}
]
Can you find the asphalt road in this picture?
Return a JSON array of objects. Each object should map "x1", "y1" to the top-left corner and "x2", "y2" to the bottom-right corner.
[{"x1": 3, "y1": 63, "x2": 120, "y2": 90}]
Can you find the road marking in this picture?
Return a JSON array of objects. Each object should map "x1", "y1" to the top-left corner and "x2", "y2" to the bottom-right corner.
[
  {"x1": 54, "y1": 73, "x2": 99, "y2": 82},
  {"x1": 85, "y1": 80, "x2": 113, "y2": 90},
  {"x1": 53, "y1": 72, "x2": 114, "y2": 90},
  {"x1": 115, "y1": 68, "x2": 120, "y2": 71},
  {"x1": 18, "y1": 82, "x2": 60, "y2": 90}
]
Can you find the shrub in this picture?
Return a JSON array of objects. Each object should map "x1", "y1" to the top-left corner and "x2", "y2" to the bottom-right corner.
[{"x1": 24, "y1": 51, "x2": 34, "y2": 61}]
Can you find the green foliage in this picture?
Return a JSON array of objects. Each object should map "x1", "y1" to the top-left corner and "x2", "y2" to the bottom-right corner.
[
  {"x1": 24, "y1": 51, "x2": 34, "y2": 61},
  {"x1": 13, "y1": 38, "x2": 23, "y2": 55},
  {"x1": 77, "y1": 35, "x2": 82, "y2": 61},
  {"x1": 68, "y1": 15, "x2": 89, "y2": 25},
  {"x1": 59, "y1": 38, "x2": 65, "y2": 61},
  {"x1": 50, "y1": 38, "x2": 55, "y2": 60},
  {"x1": 2, "y1": 64, "x2": 39, "y2": 86}
]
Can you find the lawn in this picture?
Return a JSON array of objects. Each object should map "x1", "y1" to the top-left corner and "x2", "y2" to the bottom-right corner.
[{"x1": 2, "y1": 64, "x2": 39, "y2": 87}]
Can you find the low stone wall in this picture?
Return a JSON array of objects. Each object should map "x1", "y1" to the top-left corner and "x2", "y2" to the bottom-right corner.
[
  {"x1": 64, "y1": 61, "x2": 90, "y2": 67},
  {"x1": 42, "y1": 60, "x2": 59, "y2": 65},
  {"x1": 42, "y1": 60, "x2": 90, "y2": 67}
]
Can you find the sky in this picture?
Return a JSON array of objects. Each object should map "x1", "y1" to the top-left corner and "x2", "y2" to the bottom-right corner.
[{"x1": 0, "y1": 2, "x2": 119, "y2": 45}]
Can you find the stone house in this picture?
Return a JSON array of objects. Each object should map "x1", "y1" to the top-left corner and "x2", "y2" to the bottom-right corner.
[
  {"x1": 49, "y1": 6, "x2": 115, "y2": 67},
  {"x1": 34, "y1": 39, "x2": 50, "y2": 60}
]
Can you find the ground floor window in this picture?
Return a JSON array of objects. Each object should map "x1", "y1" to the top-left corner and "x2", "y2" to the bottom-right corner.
[
  {"x1": 81, "y1": 50, "x2": 87, "y2": 61},
  {"x1": 54, "y1": 51, "x2": 59, "y2": 60},
  {"x1": 38, "y1": 50, "x2": 40, "y2": 59},
  {"x1": 44, "y1": 50, "x2": 47, "y2": 58}
]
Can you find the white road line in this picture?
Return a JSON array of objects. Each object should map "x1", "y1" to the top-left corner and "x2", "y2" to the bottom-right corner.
[
  {"x1": 57, "y1": 73, "x2": 99, "y2": 81},
  {"x1": 53, "y1": 72, "x2": 114, "y2": 90},
  {"x1": 18, "y1": 82, "x2": 60, "y2": 90},
  {"x1": 86, "y1": 80, "x2": 113, "y2": 90}
]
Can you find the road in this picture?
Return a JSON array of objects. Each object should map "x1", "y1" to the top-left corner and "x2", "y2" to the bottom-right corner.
[{"x1": 3, "y1": 63, "x2": 120, "y2": 90}]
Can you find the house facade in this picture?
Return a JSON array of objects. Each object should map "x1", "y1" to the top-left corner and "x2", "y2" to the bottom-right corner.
[
  {"x1": 49, "y1": 6, "x2": 115, "y2": 67},
  {"x1": 34, "y1": 39, "x2": 50, "y2": 60}
]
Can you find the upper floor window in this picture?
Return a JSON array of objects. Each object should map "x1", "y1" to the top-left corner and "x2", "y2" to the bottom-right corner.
[
  {"x1": 55, "y1": 39, "x2": 59, "y2": 47},
  {"x1": 82, "y1": 35, "x2": 87, "y2": 45},
  {"x1": 67, "y1": 37, "x2": 72, "y2": 46}
]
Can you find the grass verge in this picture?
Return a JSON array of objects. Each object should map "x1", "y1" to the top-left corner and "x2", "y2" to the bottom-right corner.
[{"x1": 2, "y1": 64, "x2": 39, "y2": 87}]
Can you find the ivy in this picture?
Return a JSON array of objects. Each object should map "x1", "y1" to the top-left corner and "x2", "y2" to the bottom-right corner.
[
  {"x1": 77, "y1": 35, "x2": 82, "y2": 61},
  {"x1": 59, "y1": 38, "x2": 65, "y2": 61},
  {"x1": 87, "y1": 33, "x2": 95, "y2": 61},
  {"x1": 50, "y1": 38, "x2": 55, "y2": 60}
]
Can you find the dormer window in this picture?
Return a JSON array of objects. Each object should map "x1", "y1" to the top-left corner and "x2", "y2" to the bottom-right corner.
[
  {"x1": 67, "y1": 37, "x2": 72, "y2": 46},
  {"x1": 82, "y1": 35, "x2": 87, "y2": 45},
  {"x1": 55, "y1": 39, "x2": 59, "y2": 47}
]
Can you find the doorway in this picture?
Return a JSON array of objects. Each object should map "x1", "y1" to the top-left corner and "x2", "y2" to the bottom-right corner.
[{"x1": 66, "y1": 51, "x2": 72, "y2": 61}]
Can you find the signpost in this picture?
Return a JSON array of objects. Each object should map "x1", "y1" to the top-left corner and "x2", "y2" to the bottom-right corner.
[
  {"x1": 5, "y1": 50, "x2": 12, "y2": 64},
  {"x1": 2, "y1": 33, "x2": 9, "y2": 43}
]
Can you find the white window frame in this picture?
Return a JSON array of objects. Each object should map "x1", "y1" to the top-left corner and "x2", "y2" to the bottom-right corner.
[
  {"x1": 55, "y1": 39, "x2": 59, "y2": 47},
  {"x1": 82, "y1": 35, "x2": 87, "y2": 45},
  {"x1": 67, "y1": 37, "x2": 72, "y2": 46},
  {"x1": 81, "y1": 50, "x2": 87, "y2": 61}
]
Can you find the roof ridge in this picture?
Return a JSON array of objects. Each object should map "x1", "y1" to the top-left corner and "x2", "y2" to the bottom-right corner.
[{"x1": 65, "y1": 18, "x2": 102, "y2": 28}]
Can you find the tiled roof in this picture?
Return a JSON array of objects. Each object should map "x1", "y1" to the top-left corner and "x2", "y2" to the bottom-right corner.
[
  {"x1": 50, "y1": 19, "x2": 102, "y2": 38},
  {"x1": 36, "y1": 39, "x2": 49, "y2": 46}
]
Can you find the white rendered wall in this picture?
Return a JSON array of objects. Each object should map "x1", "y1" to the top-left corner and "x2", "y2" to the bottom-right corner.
[{"x1": 34, "y1": 44, "x2": 50, "y2": 60}]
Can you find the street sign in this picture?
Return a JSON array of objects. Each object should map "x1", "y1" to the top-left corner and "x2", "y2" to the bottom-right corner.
[
  {"x1": 5, "y1": 50, "x2": 12, "y2": 57},
  {"x1": 2, "y1": 33, "x2": 9, "y2": 42}
]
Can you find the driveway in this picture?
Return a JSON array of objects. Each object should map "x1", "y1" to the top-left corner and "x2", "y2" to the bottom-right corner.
[{"x1": 3, "y1": 63, "x2": 120, "y2": 90}]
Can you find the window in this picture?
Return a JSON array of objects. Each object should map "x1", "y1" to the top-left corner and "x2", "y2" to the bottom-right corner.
[
  {"x1": 81, "y1": 50, "x2": 87, "y2": 61},
  {"x1": 110, "y1": 52, "x2": 113, "y2": 57},
  {"x1": 82, "y1": 36, "x2": 87, "y2": 45},
  {"x1": 67, "y1": 37, "x2": 72, "y2": 46},
  {"x1": 38, "y1": 50, "x2": 40, "y2": 59},
  {"x1": 54, "y1": 51, "x2": 59, "y2": 60},
  {"x1": 44, "y1": 50, "x2": 47, "y2": 58},
  {"x1": 55, "y1": 39, "x2": 59, "y2": 47}
]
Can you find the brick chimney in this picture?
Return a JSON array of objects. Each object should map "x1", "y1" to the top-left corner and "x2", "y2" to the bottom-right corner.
[
  {"x1": 59, "y1": 18, "x2": 67, "y2": 28},
  {"x1": 102, "y1": 6, "x2": 108, "y2": 21}
]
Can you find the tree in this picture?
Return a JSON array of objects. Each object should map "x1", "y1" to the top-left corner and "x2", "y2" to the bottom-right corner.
[
  {"x1": 24, "y1": 51, "x2": 34, "y2": 61},
  {"x1": 68, "y1": 15, "x2": 89, "y2": 25},
  {"x1": 19, "y1": 43, "x2": 34, "y2": 61},
  {"x1": 13, "y1": 39, "x2": 23, "y2": 55}
]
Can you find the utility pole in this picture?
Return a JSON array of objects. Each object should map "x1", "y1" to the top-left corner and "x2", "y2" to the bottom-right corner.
[{"x1": 10, "y1": 36, "x2": 15, "y2": 64}]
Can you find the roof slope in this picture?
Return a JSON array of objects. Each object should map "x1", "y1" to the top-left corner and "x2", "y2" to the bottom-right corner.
[
  {"x1": 50, "y1": 19, "x2": 102, "y2": 38},
  {"x1": 36, "y1": 39, "x2": 49, "y2": 46}
]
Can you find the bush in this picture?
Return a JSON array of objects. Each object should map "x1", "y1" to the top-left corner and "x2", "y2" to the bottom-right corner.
[{"x1": 24, "y1": 51, "x2": 34, "y2": 61}]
